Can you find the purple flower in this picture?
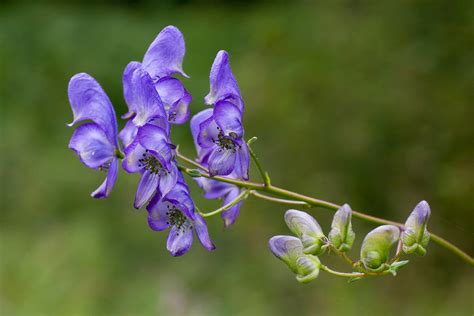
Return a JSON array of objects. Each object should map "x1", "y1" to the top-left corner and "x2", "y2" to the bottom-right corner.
[
  {"x1": 67, "y1": 73, "x2": 120, "y2": 198},
  {"x1": 191, "y1": 106, "x2": 247, "y2": 227},
  {"x1": 191, "y1": 100, "x2": 249, "y2": 179},
  {"x1": 147, "y1": 177, "x2": 215, "y2": 256},
  {"x1": 122, "y1": 124, "x2": 178, "y2": 209},
  {"x1": 189, "y1": 51, "x2": 250, "y2": 225},
  {"x1": 122, "y1": 26, "x2": 191, "y2": 125}
]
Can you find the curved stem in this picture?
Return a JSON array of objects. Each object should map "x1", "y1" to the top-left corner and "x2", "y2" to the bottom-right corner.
[
  {"x1": 247, "y1": 137, "x2": 271, "y2": 186},
  {"x1": 177, "y1": 154, "x2": 474, "y2": 266},
  {"x1": 329, "y1": 245, "x2": 356, "y2": 266},
  {"x1": 249, "y1": 191, "x2": 311, "y2": 207},
  {"x1": 320, "y1": 265, "x2": 365, "y2": 278},
  {"x1": 199, "y1": 189, "x2": 250, "y2": 217}
]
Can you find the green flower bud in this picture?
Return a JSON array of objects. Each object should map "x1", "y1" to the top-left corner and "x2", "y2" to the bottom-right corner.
[
  {"x1": 295, "y1": 255, "x2": 321, "y2": 284},
  {"x1": 402, "y1": 200, "x2": 431, "y2": 256},
  {"x1": 360, "y1": 225, "x2": 400, "y2": 272},
  {"x1": 328, "y1": 204, "x2": 355, "y2": 252},
  {"x1": 269, "y1": 235, "x2": 321, "y2": 283},
  {"x1": 284, "y1": 209, "x2": 326, "y2": 255}
]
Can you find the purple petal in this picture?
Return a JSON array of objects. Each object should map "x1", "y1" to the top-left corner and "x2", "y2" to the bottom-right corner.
[
  {"x1": 122, "y1": 61, "x2": 142, "y2": 119},
  {"x1": 142, "y1": 26, "x2": 188, "y2": 79},
  {"x1": 68, "y1": 73, "x2": 118, "y2": 145},
  {"x1": 137, "y1": 124, "x2": 173, "y2": 169},
  {"x1": 195, "y1": 177, "x2": 233, "y2": 199},
  {"x1": 69, "y1": 122, "x2": 115, "y2": 169},
  {"x1": 197, "y1": 116, "x2": 220, "y2": 149},
  {"x1": 208, "y1": 148, "x2": 237, "y2": 177},
  {"x1": 122, "y1": 138, "x2": 146, "y2": 173},
  {"x1": 118, "y1": 119, "x2": 138, "y2": 148},
  {"x1": 134, "y1": 170, "x2": 159, "y2": 209},
  {"x1": 191, "y1": 109, "x2": 215, "y2": 161},
  {"x1": 191, "y1": 108, "x2": 213, "y2": 142},
  {"x1": 129, "y1": 68, "x2": 167, "y2": 127},
  {"x1": 154, "y1": 76, "x2": 192, "y2": 124},
  {"x1": 167, "y1": 225, "x2": 193, "y2": 257},
  {"x1": 168, "y1": 90, "x2": 191, "y2": 124},
  {"x1": 155, "y1": 76, "x2": 185, "y2": 107},
  {"x1": 409, "y1": 200, "x2": 431, "y2": 227},
  {"x1": 221, "y1": 187, "x2": 243, "y2": 227},
  {"x1": 214, "y1": 101, "x2": 243, "y2": 137},
  {"x1": 234, "y1": 140, "x2": 250, "y2": 180},
  {"x1": 91, "y1": 157, "x2": 119, "y2": 199},
  {"x1": 147, "y1": 193, "x2": 171, "y2": 231},
  {"x1": 163, "y1": 180, "x2": 195, "y2": 220},
  {"x1": 158, "y1": 163, "x2": 179, "y2": 198},
  {"x1": 268, "y1": 235, "x2": 303, "y2": 263},
  {"x1": 194, "y1": 213, "x2": 216, "y2": 251},
  {"x1": 204, "y1": 50, "x2": 243, "y2": 111}
]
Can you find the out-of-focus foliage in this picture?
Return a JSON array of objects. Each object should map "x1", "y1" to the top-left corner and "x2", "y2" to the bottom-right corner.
[{"x1": 1, "y1": 1, "x2": 473, "y2": 315}]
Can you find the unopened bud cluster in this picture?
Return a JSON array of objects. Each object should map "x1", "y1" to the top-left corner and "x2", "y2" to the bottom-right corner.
[{"x1": 269, "y1": 201, "x2": 431, "y2": 282}]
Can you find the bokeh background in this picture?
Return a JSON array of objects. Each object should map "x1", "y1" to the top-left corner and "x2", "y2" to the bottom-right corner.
[{"x1": 1, "y1": 0, "x2": 473, "y2": 315}]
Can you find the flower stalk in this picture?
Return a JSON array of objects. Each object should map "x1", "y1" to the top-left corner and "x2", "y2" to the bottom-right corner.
[{"x1": 176, "y1": 152, "x2": 474, "y2": 266}]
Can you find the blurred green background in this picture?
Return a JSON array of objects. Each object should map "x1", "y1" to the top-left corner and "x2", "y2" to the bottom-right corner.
[{"x1": 1, "y1": 0, "x2": 473, "y2": 315}]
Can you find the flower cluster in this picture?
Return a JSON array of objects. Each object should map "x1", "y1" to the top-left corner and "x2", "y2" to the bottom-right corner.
[
  {"x1": 67, "y1": 26, "x2": 229, "y2": 256},
  {"x1": 65, "y1": 25, "x2": 449, "y2": 277},
  {"x1": 269, "y1": 201, "x2": 431, "y2": 282}
]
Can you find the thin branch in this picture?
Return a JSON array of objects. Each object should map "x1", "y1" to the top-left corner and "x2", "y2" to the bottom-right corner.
[
  {"x1": 247, "y1": 137, "x2": 271, "y2": 186},
  {"x1": 199, "y1": 190, "x2": 250, "y2": 217},
  {"x1": 249, "y1": 191, "x2": 311, "y2": 207},
  {"x1": 320, "y1": 265, "x2": 366, "y2": 278}
]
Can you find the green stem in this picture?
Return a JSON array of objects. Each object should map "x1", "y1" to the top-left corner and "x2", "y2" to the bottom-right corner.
[
  {"x1": 176, "y1": 154, "x2": 474, "y2": 266},
  {"x1": 249, "y1": 191, "x2": 311, "y2": 207},
  {"x1": 329, "y1": 245, "x2": 356, "y2": 266},
  {"x1": 320, "y1": 265, "x2": 365, "y2": 278},
  {"x1": 247, "y1": 137, "x2": 271, "y2": 186},
  {"x1": 199, "y1": 189, "x2": 250, "y2": 217}
]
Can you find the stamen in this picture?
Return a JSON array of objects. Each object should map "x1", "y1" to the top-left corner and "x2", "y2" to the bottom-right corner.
[
  {"x1": 169, "y1": 111, "x2": 177, "y2": 122},
  {"x1": 213, "y1": 129, "x2": 240, "y2": 153},
  {"x1": 166, "y1": 204, "x2": 190, "y2": 233},
  {"x1": 98, "y1": 161, "x2": 111, "y2": 172},
  {"x1": 138, "y1": 152, "x2": 167, "y2": 175}
]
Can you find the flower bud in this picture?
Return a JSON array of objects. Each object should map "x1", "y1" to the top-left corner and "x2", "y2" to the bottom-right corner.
[
  {"x1": 360, "y1": 225, "x2": 400, "y2": 272},
  {"x1": 295, "y1": 255, "x2": 321, "y2": 284},
  {"x1": 328, "y1": 204, "x2": 355, "y2": 252},
  {"x1": 284, "y1": 209, "x2": 326, "y2": 255},
  {"x1": 402, "y1": 200, "x2": 431, "y2": 256},
  {"x1": 269, "y1": 235, "x2": 321, "y2": 283}
]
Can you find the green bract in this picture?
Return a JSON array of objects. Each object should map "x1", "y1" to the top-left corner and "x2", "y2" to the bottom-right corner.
[
  {"x1": 360, "y1": 225, "x2": 400, "y2": 272},
  {"x1": 402, "y1": 200, "x2": 431, "y2": 256},
  {"x1": 284, "y1": 209, "x2": 326, "y2": 255},
  {"x1": 328, "y1": 204, "x2": 355, "y2": 252}
]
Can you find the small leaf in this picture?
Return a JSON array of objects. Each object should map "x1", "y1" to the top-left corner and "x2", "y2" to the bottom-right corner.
[
  {"x1": 348, "y1": 276, "x2": 364, "y2": 283},
  {"x1": 390, "y1": 260, "x2": 409, "y2": 271},
  {"x1": 187, "y1": 169, "x2": 202, "y2": 177}
]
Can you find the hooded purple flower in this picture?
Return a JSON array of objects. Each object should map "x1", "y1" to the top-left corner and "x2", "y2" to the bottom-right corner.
[
  {"x1": 67, "y1": 73, "x2": 120, "y2": 198},
  {"x1": 147, "y1": 176, "x2": 215, "y2": 256},
  {"x1": 122, "y1": 26, "x2": 191, "y2": 125},
  {"x1": 191, "y1": 51, "x2": 249, "y2": 179},
  {"x1": 122, "y1": 124, "x2": 178, "y2": 209}
]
